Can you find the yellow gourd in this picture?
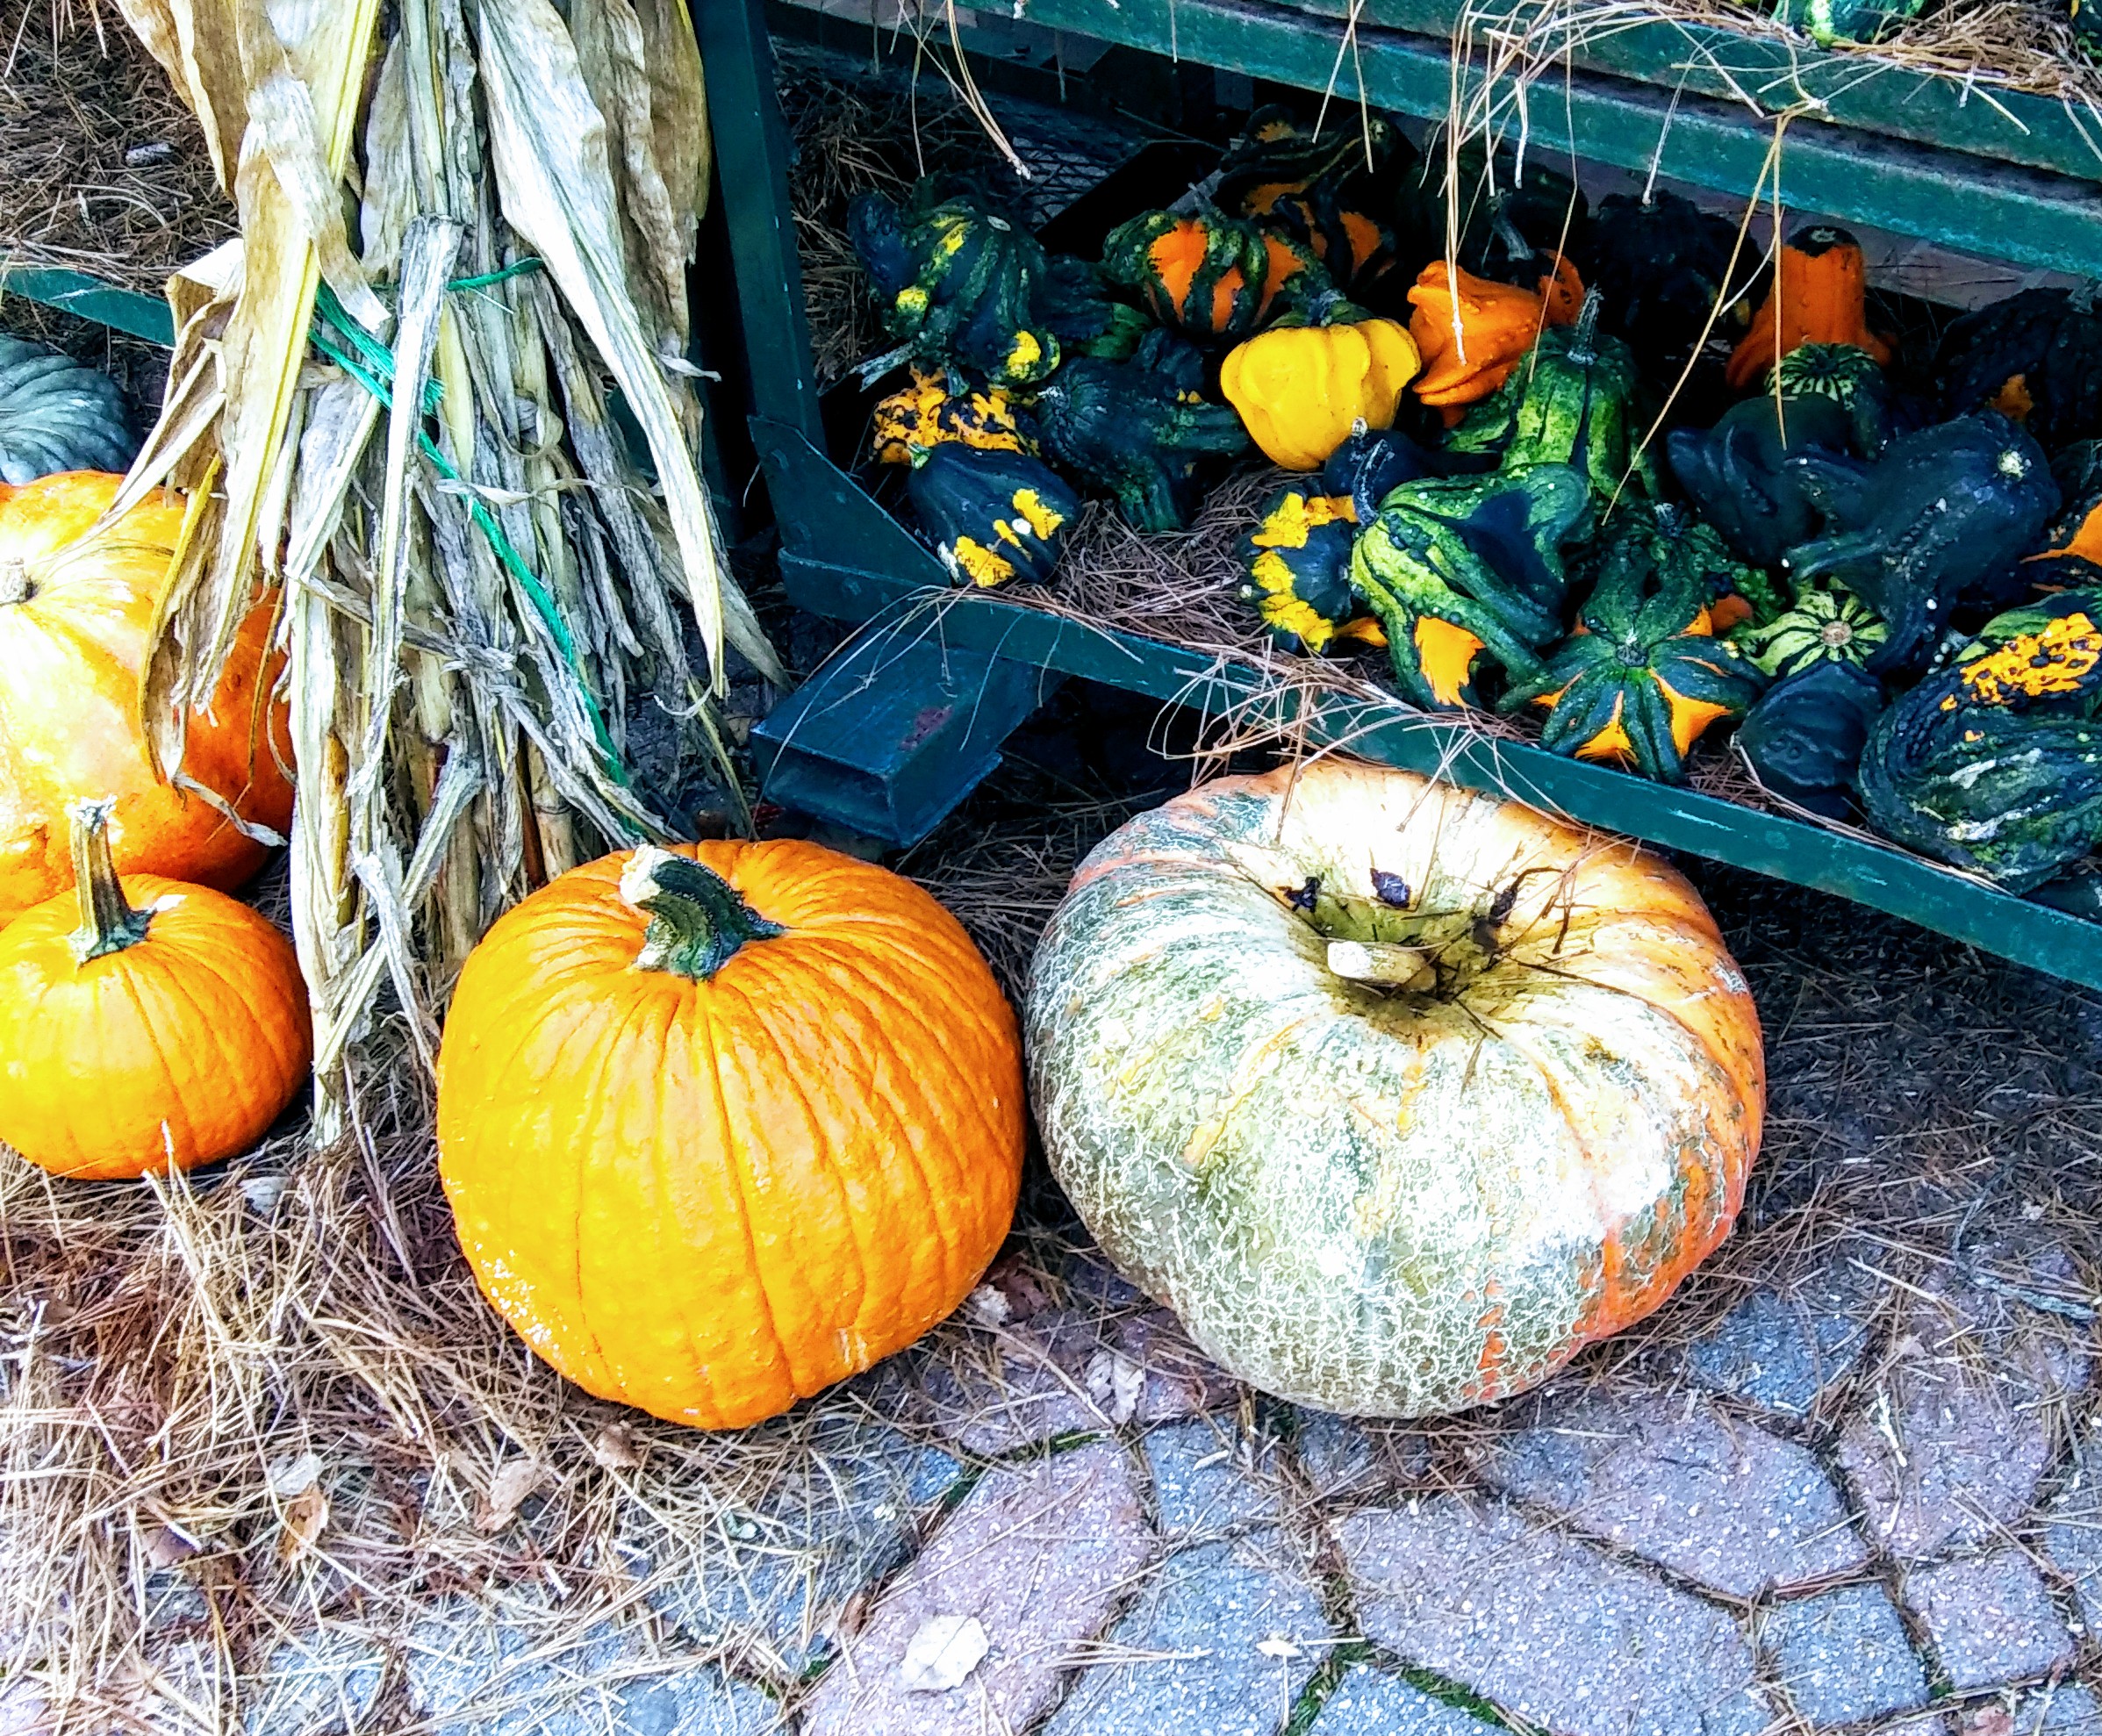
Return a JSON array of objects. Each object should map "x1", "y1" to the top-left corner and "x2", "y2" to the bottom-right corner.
[{"x1": 1220, "y1": 296, "x2": 1422, "y2": 471}]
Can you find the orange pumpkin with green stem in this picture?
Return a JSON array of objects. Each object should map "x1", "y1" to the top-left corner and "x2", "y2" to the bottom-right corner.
[
  {"x1": 1725, "y1": 226, "x2": 1893, "y2": 391},
  {"x1": 434, "y1": 840, "x2": 1026, "y2": 1430},
  {"x1": 0, "y1": 800, "x2": 312, "y2": 1179},
  {"x1": 0, "y1": 471, "x2": 294, "y2": 926}
]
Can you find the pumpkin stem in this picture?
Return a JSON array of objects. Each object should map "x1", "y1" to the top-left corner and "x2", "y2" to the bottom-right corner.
[
  {"x1": 1568, "y1": 290, "x2": 1604, "y2": 365},
  {"x1": 1326, "y1": 938, "x2": 1437, "y2": 994},
  {"x1": 621, "y1": 845, "x2": 785, "y2": 980},
  {"x1": 68, "y1": 799, "x2": 153, "y2": 964},
  {"x1": 0, "y1": 560, "x2": 27, "y2": 606}
]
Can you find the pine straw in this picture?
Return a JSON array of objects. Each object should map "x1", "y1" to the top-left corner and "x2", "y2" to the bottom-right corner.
[
  {"x1": 1450, "y1": 0, "x2": 2102, "y2": 130},
  {"x1": 7, "y1": 749, "x2": 2102, "y2": 1728},
  {"x1": 0, "y1": 781, "x2": 1147, "y2": 1734},
  {"x1": 0, "y1": 3, "x2": 233, "y2": 410},
  {"x1": 0, "y1": 4, "x2": 233, "y2": 291}
]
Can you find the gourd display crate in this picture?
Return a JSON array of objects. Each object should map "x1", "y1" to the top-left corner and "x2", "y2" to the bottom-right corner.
[{"x1": 695, "y1": 0, "x2": 2102, "y2": 990}]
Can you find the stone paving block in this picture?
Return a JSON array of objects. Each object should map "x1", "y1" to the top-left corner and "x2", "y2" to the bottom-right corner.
[
  {"x1": 917, "y1": 1306, "x2": 1237, "y2": 1454},
  {"x1": 1956, "y1": 1685, "x2": 2102, "y2": 1734},
  {"x1": 1839, "y1": 1245, "x2": 2091, "y2": 1560},
  {"x1": 2042, "y1": 1456, "x2": 2102, "y2": 1638},
  {"x1": 1681, "y1": 1256, "x2": 1876, "y2": 1417},
  {"x1": 1039, "y1": 1535, "x2": 1330, "y2": 1736},
  {"x1": 1334, "y1": 1496, "x2": 1769, "y2": 1736},
  {"x1": 800, "y1": 1439, "x2": 1155, "y2": 1736},
  {"x1": 1469, "y1": 1389, "x2": 1867, "y2": 1596},
  {"x1": 1903, "y1": 1553, "x2": 2077, "y2": 1692},
  {"x1": 645, "y1": 1422, "x2": 957, "y2": 1668},
  {"x1": 405, "y1": 1617, "x2": 777, "y2": 1736},
  {"x1": 1306, "y1": 1666, "x2": 1499, "y2": 1734},
  {"x1": 1294, "y1": 1411, "x2": 1430, "y2": 1501},
  {"x1": 242, "y1": 1629, "x2": 388, "y2": 1733},
  {"x1": 1758, "y1": 1583, "x2": 1931, "y2": 1726},
  {"x1": 1144, "y1": 1420, "x2": 1281, "y2": 1536}
]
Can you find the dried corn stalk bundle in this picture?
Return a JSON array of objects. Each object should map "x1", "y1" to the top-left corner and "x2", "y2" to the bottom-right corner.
[{"x1": 114, "y1": 0, "x2": 781, "y2": 1131}]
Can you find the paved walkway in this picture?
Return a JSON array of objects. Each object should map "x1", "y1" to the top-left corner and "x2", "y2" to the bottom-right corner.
[{"x1": 288, "y1": 865, "x2": 2102, "y2": 1733}]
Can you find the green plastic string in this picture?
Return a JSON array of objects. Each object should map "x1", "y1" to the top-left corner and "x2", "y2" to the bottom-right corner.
[{"x1": 307, "y1": 279, "x2": 629, "y2": 784}]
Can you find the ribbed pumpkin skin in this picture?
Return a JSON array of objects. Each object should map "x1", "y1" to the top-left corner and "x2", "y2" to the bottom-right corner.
[
  {"x1": 0, "y1": 473, "x2": 293, "y2": 924},
  {"x1": 435, "y1": 840, "x2": 1026, "y2": 1430},
  {"x1": 0, "y1": 873, "x2": 312, "y2": 1179},
  {"x1": 1025, "y1": 762, "x2": 1763, "y2": 1417}
]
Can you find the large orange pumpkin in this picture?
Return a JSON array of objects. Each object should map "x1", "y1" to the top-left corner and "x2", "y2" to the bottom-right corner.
[
  {"x1": 0, "y1": 800, "x2": 312, "y2": 1180},
  {"x1": 0, "y1": 471, "x2": 294, "y2": 926},
  {"x1": 435, "y1": 840, "x2": 1026, "y2": 1430},
  {"x1": 1026, "y1": 760, "x2": 1764, "y2": 1417}
]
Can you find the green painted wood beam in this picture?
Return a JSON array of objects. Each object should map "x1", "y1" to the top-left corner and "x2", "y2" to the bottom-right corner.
[
  {"x1": 1017, "y1": 0, "x2": 2102, "y2": 277},
  {"x1": 1285, "y1": 0, "x2": 2102, "y2": 185},
  {"x1": 0, "y1": 267, "x2": 174, "y2": 345}
]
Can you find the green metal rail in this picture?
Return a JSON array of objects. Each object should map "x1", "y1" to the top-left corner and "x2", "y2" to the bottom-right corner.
[{"x1": 1020, "y1": 0, "x2": 2102, "y2": 276}]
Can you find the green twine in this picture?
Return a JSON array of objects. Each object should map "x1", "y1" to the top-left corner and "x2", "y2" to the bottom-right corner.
[{"x1": 307, "y1": 275, "x2": 629, "y2": 786}]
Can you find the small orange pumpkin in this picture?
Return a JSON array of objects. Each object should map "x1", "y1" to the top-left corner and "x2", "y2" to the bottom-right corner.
[
  {"x1": 1725, "y1": 225, "x2": 1893, "y2": 391},
  {"x1": 1406, "y1": 261, "x2": 1549, "y2": 410},
  {"x1": 435, "y1": 840, "x2": 1027, "y2": 1430},
  {"x1": 0, "y1": 800, "x2": 312, "y2": 1179},
  {"x1": 0, "y1": 471, "x2": 294, "y2": 926}
]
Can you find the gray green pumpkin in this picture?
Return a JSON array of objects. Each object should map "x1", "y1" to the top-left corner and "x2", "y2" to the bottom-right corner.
[
  {"x1": 1023, "y1": 758, "x2": 1765, "y2": 1418},
  {"x1": 0, "y1": 338, "x2": 137, "y2": 485}
]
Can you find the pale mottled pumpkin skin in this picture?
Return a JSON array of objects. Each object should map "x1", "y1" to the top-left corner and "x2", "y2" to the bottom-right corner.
[{"x1": 1025, "y1": 761, "x2": 1764, "y2": 1417}]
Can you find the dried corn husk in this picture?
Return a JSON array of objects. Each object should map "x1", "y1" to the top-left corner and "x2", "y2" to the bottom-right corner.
[{"x1": 114, "y1": 0, "x2": 778, "y2": 1131}]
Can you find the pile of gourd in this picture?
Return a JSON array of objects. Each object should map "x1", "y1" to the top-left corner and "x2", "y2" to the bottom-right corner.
[{"x1": 850, "y1": 111, "x2": 2102, "y2": 907}]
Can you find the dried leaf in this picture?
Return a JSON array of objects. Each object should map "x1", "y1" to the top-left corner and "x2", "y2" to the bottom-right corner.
[
  {"x1": 1086, "y1": 1349, "x2": 1144, "y2": 1425},
  {"x1": 476, "y1": 1460, "x2": 546, "y2": 1532},
  {"x1": 965, "y1": 1284, "x2": 1010, "y2": 1327},
  {"x1": 900, "y1": 1615, "x2": 989, "y2": 1693},
  {"x1": 477, "y1": 0, "x2": 782, "y2": 692},
  {"x1": 140, "y1": 1524, "x2": 197, "y2": 1569},
  {"x1": 277, "y1": 1484, "x2": 329, "y2": 1562},
  {"x1": 591, "y1": 1424, "x2": 642, "y2": 1471},
  {"x1": 266, "y1": 1452, "x2": 323, "y2": 1497}
]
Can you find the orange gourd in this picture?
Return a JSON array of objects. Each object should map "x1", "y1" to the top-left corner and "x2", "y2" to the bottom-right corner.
[
  {"x1": 0, "y1": 471, "x2": 294, "y2": 926},
  {"x1": 1406, "y1": 261, "x2": 1549, "y2": 410},
  {"x1": 1538, "y1": 252, "x2": 1587, "y2": 326},
  {"x1": 0, "y1": 800, "x2": 312, "y2": 1179},
  {"x1": 434, "y1": 840, "x2": 1027, "y2": 1430},
  {"x1": 1725, "y1": 226, "x2": 1893, "y2": 391}
]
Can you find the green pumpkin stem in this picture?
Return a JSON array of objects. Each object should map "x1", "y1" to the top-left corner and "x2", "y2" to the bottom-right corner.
[
  {"x1": 68, "y1": 799, "x2": 153, "y2": 963},
  {"x1": 621, "y1": 845, "x2": 785, "y2": 980},
  {"x1": 1568, "y1": 289, "x2": 1604, "y2": 366}
]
